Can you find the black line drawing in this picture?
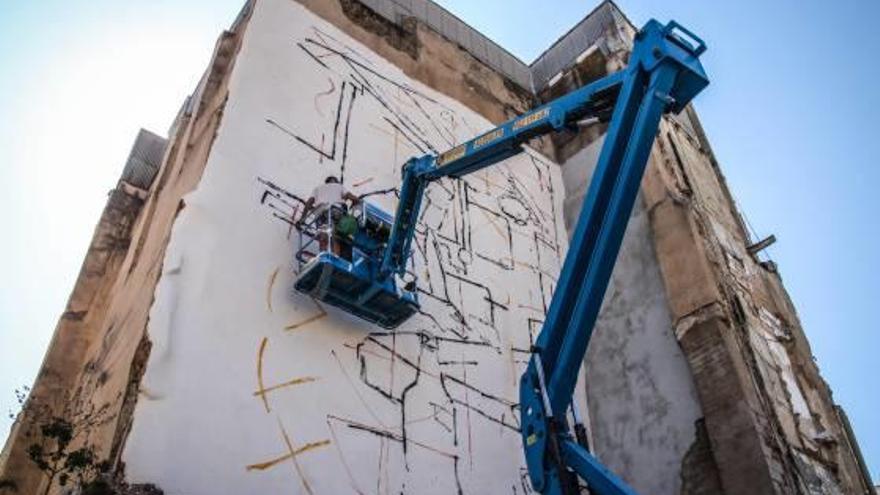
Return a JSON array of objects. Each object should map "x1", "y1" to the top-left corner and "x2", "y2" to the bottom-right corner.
[{"x1": 249, "y1": 25, "x2": 567, "y2": 494}]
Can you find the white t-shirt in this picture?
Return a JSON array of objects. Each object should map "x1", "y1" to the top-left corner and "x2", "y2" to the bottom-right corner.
[{"x1": 311, "y1": 183, "x2": 344, "y2": 207}]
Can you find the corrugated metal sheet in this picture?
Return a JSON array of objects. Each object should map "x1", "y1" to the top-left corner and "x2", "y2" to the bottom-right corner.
[
  {"x1": 410, "y1": 0, "x2": 428, "y2": 20},
  {"x1": 121, "y1": 129, "x2": 167, "y2": 190},
  {"x1": 529, "y1": 2, "x2": 619, "y2": 92}
]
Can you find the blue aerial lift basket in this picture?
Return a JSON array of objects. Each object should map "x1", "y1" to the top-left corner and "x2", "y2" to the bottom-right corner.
[{"x1": 293, "y1": 202, "x2": 419, "y2": 328}]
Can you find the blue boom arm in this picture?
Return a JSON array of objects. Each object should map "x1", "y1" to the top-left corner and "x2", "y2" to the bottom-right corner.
[
  {"x1": 379, "y1": 20, "x2": 709, "y2": 495},
  {"x1": 377, "y1": 71, "x2": 625, "y2": 279}
]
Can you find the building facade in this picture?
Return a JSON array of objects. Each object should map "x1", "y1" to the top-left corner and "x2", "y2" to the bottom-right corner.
[{"x1": 1, "y1": 1, "x2": 872, "y2": 494}]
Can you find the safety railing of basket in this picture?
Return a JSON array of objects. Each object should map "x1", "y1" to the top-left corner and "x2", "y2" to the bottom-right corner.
[
  {"x1": 294, "y1": 201, "x2": 420, "y2": 293},
  {"x1": 294, "y1": 203, "x2": 347, "y2": 270}
]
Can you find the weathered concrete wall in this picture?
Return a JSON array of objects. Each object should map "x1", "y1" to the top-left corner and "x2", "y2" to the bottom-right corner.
[
  {"x1": 560, "y1": 138, "x2": 706, "y2": 495},
  {"x1": 118, "y1": 0, "x2": 571, "y2": 493},
  {"x1": 539, "y1": 4, "x2": 871, "y2": 493},
  {"x1": 647, "y1": 112, "x2": 870, "y2": 494},
  {"x1": 0, "y1": 187, "x2": 145, "y2": 493}
]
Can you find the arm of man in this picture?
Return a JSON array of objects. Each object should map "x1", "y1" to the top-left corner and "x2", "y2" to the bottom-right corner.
[
  {"x1": 298, "y1": 197, "x2": 315, "y2": 225},
  {"x1": 343, "y1": 191, "x2": 360, "y2": 205}
]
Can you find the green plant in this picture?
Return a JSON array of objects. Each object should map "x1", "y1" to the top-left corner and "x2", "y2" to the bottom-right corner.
[
  {"x1": 22, "y1": 392, "x2": 113, "y2": 495},
  {"x1": 26, "y1": 416, "x2": 103, "y2": 495},
  {"x1": 6, "y1": 385, "x2": 30, "y2": 421}
]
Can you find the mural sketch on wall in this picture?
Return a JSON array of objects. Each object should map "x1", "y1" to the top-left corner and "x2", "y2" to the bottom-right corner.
[
  {"x1": 122, "y1": 1, "x2": 569, "y2": 493},
  {"x1": 254, "y1": 28, "x2": 562, "y2": 493}
]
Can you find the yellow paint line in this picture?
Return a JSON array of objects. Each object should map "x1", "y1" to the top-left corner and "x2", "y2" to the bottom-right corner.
[
  {"x1": 256, "y1": 337, "x2": 270, "y2": 413},
  {"x1": 245, "y1": 438, "x2": 331, "y2": 472},
  {"x1": 278, "y1": 418, "x2": 321, "y2": 493},
  {"x1": 352, "y1": 177, "x2": 374, "y2": 188},
  {"x1": 253, "y1": 376, "x2": 318, "y2": 397},
  {"x1": 284, "y1": 298, "x2": 328, "y2": 331},
  {"x1": 266, "y1": 267, "x2": 280, "y2": 312},
  {"x1": 284, "y1": 312, "x2": 327, "y2": 331}
]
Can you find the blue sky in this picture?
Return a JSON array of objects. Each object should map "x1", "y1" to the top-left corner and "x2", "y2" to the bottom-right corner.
[{"x1": 1, "y1": 0, "x2": 876, "y2": 483}]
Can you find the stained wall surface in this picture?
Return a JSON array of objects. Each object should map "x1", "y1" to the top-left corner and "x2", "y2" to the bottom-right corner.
[
  {"x1": 121, "y1": 0, "x2": 571, "y2": 492},
  {"x1": 560, "y1": 139, "x2": 705, "y2": 495}
]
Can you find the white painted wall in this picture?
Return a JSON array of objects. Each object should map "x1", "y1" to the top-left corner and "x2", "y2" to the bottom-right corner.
[{"x1": 122, "y1": 0, "x2": 571, "y2": 493}]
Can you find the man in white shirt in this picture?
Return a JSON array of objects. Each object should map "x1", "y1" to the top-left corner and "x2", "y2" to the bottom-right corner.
[{"x1": 298, "y1": 176, "x2": 360, "y2": 255}]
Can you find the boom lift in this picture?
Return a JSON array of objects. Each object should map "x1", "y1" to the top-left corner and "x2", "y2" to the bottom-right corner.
[{"x1": 294, "y1": 19, "x2": 708, "y2": 495}]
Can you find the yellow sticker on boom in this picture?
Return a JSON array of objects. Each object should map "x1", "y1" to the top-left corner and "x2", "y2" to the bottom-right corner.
[
  {"x1": 512, "y1": 108, "x2": 550, "y2": 131},
  {"x1": 437, "y1": 145, "x2": 466, "y2": 167},
  {"x1": 526, "y1": 433, "x2": 538, "y2": 446},
  {"x1": 473, "y1": 128, "x2": 505, "y2": 149}
]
